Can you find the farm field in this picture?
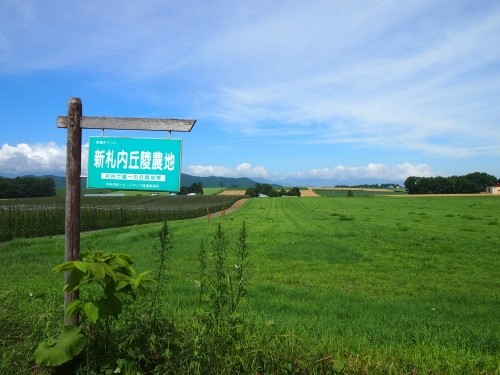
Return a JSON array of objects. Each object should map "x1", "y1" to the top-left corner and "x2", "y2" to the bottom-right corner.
[
  {"x1": 0, "y1": 195, "x2": 244, "y2": 241},
  {"x1": 1, "y1": 196, "x2": 499, "y2": 373},
  {"x1": 218, "y1": 188, "x2": 248, "y2": 195}
]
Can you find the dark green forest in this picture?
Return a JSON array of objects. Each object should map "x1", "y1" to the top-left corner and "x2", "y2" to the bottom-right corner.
[
  {"x1": 404, "y1": 172, "x2": 498, "y2": 194},
  {"x1": 0, "y1": 176, "x2": 56, "y2": 198}
]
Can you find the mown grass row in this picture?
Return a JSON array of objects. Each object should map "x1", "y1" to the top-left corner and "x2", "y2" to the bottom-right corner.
[{"x1": 0, "y1": 195, "x2": 244, "y2": 241}]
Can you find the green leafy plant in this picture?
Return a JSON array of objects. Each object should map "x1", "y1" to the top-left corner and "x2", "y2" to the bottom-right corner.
[
  {"x1": 34, "y1": 251, "x2": 153, "y2": 369},
  {"x1": 55, "y1": 252, "x2": 152, "y2": 324}
]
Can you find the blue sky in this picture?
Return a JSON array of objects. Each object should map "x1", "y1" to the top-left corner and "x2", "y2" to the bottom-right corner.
[{"x1": 1, "y1": 0, "x2": 499, "y2": 185}]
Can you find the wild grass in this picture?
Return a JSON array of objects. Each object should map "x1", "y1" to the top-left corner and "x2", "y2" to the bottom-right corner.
[{"x1": 0, "y1": 196, "x2": 499, "y2": 373}]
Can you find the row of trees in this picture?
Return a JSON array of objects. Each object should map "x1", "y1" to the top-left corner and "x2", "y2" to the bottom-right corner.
[
  {"x1": 0, "y1": 176, "x2": 56, "y2": 198},
  {"x1": 179, "y1": 182, "x2": 204, "y2": 195},
  {"x1": 404, "y1": 172, "x2": 498, "y2": 195},
  {"x1": 245, "y1": 183, "x2": 301, "y2": 197},
  {"x1": 336, "y1": 183, "x2": 401, "y2": 189}
]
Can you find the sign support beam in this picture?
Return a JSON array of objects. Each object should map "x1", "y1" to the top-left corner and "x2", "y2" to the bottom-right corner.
[{"x1": 58, "y1": 116, "x2": 196, "y2": 132}]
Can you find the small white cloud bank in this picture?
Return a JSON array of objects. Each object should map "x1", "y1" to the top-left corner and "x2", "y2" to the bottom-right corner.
[
  {"x1": 187, "y1": 163, "x2": 269, "y2": 179},
  {"x1": 292, "y1": 162, "x2": 434, "y2": 182},
  {"x1": 0, "y1": 142, "x2": 89, "y2": 175}
]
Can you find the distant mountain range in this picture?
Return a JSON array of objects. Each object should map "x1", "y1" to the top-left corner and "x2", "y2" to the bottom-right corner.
[{"x1": 42, "y1": 174, "x2": 263, "y2": 189}]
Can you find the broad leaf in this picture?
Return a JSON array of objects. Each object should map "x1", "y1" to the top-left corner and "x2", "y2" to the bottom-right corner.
[
  {"x1": 65, "y1": 299, "x2": 82, "y2": 320},
  {"x1": 82, "y1": 301, "x2": 99, "y2": 323},
  {"x1": 64, "y1": 268, "x2": 86, "y2": 292},
  {"x1": 52, "y1": 261, "x2": 76, "y2": 273},
  {"x1": 35, "y1": 327, "x2": 85, "y2": 367},
  {"x1": 131, "y1": 271, "x2": 153, "y2": 290},
  {"x1": 114, "y1": 253, "x2": 133, "y2": 264},
  {"x1": 88, "y1": 262, "x2": 106, "y2": 280},
  {"x1": 100, "y1": 261, "x2": 117, "y2": 281},
  {"x1": 73, "y1": 260, "x2": 88, "y2": 273}
]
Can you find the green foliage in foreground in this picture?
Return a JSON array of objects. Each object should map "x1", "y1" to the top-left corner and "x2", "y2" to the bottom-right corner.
[
  {"x1": 1, "y1": 196, "x2": 499, "y2": 374},
  {"x1": 35, "y1": 251, "x2": 153, "y2": 371}
]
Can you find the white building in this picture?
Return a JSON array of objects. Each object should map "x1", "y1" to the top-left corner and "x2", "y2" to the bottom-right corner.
[{"x1": 486, "y1": 184, "x2": 500, "y2": 194}]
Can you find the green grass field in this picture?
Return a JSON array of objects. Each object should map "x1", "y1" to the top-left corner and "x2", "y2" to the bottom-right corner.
[
  {"x1": 1, "y1": 196, "x2": 499, "y2": 373},
  {"x1": 203, "y1": 187, "x2": 225, "y2": 195}
]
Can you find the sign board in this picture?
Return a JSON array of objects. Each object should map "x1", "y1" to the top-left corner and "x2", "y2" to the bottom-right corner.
[{"x1": 87, "y1": 136, "x2": 182, "y2": 192}]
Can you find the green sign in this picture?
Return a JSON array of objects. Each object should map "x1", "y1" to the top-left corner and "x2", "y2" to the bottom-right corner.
[{"x1": 87, "y1": 137, "x2": 182, "y2": 192}]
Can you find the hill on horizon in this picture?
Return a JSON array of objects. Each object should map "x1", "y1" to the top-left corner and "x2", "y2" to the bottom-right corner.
[{"x1": 36, "y1": 174, "x2": 261, "y2": 190}]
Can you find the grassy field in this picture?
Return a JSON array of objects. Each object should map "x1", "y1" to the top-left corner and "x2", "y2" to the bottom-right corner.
[
  {"x1": 1, "y1": 196, "x2": 499, "y2": 373},
  {"x1": 203, "y1": 187, "x2": 225, "y2": 195}
]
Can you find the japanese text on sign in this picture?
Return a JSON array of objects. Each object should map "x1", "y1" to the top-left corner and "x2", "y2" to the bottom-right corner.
[
  {"x1": 92, "y1": 149, "x2": 175, "y2": 171},
  {"x1": 87, "y1": 137, "x2": 182, "y2": 192}
]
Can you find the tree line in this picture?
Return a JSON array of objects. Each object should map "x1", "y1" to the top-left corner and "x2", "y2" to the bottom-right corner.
[
  {"x1": 179, "y1": 182, "x2": 204, "y2": 195},
  {"x1": 404, "y1": 172, "x2": 498, "y2": 195},
  {"x1": 245, "y1": 183, "x2": 301, "y2": 197},
  {"x1": 0, "y1": 176, "x2": 56, "y2": 198},
  {"x1": 335, "y1": 183, "x2": 401, "y2": 189}
]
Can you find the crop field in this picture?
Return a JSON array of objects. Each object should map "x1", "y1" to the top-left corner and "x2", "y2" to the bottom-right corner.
[
  {"x1": 0, "y1": 195, "x2": 244, "y2": 241},
  {"x1": 1, "y1": 195, "x2": 499, "y2": 373}
]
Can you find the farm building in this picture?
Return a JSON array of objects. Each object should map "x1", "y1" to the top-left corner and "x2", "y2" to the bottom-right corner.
[{"x1": 486, "y1": 184, "x2": 500, "y2": 194}]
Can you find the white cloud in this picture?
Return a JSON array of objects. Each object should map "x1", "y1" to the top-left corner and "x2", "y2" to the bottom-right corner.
[
  {"x1": 0, "y1": 142, "x2": 89, "y2": 176},
  {"x1": 292, "y1": 162, "x2": 434, "y2": 182},
  {"x1": 0, "y1": 142, "x2": 66, "y2": 174},
  {"x1": 187, "y1": 165, "x2": 230, "y2": 177},
  {"x1": 187, "y1": 163, "x2": 269, "y2": 179}
]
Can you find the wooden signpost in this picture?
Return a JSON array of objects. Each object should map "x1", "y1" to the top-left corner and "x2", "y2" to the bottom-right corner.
[{"x1": 58, "y1": 97, "x2": 196, "y2": 326}]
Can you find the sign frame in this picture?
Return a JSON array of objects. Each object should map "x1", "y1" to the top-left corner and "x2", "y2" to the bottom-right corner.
[{"x1": 87, "y1": 136, "x2": 182, "y2": 192}]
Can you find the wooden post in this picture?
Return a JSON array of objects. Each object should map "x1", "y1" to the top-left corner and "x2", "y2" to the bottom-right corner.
[{"x1": 64, "y1": 97, "x2": 82, "y2": 326}]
